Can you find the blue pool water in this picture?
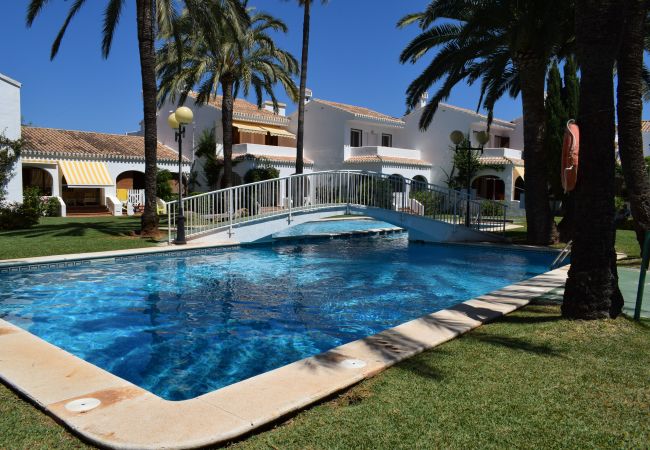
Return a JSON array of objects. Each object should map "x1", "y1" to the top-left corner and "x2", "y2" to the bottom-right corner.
[
  {"x1": 0, "y1": 234, "x2": 556, "y2": 401},
  {"x1": 273, "y1": 218, "x2": 400, "y2": 237}
]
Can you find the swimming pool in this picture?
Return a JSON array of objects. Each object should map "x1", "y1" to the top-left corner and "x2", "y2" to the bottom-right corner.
[{"x1": 0, "y1": 235, "x2": 556, "y2": 401}]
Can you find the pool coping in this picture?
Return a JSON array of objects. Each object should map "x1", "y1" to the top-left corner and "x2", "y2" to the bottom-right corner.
[{"x1": 0, "y1": 258, "x2": 568, "y2": 449}]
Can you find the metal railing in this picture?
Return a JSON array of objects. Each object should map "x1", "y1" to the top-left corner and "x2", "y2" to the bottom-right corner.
[{"x1": 166, "y1": 170, "x2": 508, "y2": 243}]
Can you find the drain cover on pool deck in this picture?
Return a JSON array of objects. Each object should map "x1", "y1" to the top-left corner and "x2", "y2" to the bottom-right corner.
[
  {"x1": 65, "y1": 397, "x2": 101, "y2": 412},
  {"x1": 339, "y1": 359, "x2": 367, "y2": 369}
]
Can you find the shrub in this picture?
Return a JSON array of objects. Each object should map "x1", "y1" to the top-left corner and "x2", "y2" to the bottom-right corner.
[
  {"x1": 43, "y1": 197, "x2": 61, "y2": 217},
  {"x1": 157, "y1": 169, "x2": 175, "y2": 202},
  {"x1": 0, "y1": 202, "x2": 40, "y2": 230},
  {"x1": 480, "y1": 199, "x2": 506, "y2": 217},
  {"x1": 244, "y1": 166, "x2": 280, "y2": 183}
]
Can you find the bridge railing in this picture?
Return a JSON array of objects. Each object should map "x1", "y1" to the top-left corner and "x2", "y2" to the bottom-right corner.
[{"x1": 166, "y1": 170, "x2": 507, "y2": 243}]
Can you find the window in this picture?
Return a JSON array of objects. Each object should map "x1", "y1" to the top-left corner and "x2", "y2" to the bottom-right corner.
[
  {"x1": 381, "y1": 133, "x2": 393, "y2": 147},
  {"x1": 350, "y1": 129, "x2": 363, "y2": 147},
  {"x1": 495, "y1": 135, "x2": 510, "y2": 148}
]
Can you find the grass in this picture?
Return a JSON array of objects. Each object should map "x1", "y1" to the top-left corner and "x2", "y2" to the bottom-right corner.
[
  {"x1": 0, "y1": 216, "x2": 161, "y2": 260},
  {"x1": 505, "y1": 217, "x2": 642, "y2": 259},
  {"x1": 1, "y1": 301, "x2": 648, "y2": 449}
]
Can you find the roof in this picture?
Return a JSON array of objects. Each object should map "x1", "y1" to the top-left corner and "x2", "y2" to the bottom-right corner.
[
  {"x1": 344, "y1": 155, "x2": 431, "y2": 167},
  {"x1": 231, "y1": 153, "x2": 314, "y2": 166},
  {"x1": 642, "y1": 121, "x2": 650, "y2": 132},
  {"x1": 479, "y1": 156, "x2": 524, "y2": 166},
  {"x1": 0, "y1": 73, "x2": 21, "y2": 88},
  {"x1": 405, "y1": 101, "x2": 516, "y2": 129},
  {"x1": 188, "y1": 92, "x2": 289, "y2": 126},
  {"x1": 21, "y1": 126, "x2": 188, "y2": 163},
  {"x1": 313, "y1": 99, "x2": 405, "y2": 126}
]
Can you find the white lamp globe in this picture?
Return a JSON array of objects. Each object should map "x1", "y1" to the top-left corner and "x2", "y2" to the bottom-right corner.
[
  {"x1": 475, "y1": 131, "x2": 490, "y2": 146},
  {"x1": 175, "y1": 106, "x2": 194, "y2": 125},
  {"x1": 449, "y1": 130, "x2": 464, "y2": 146},
  {"x1": 167, "y1": 112, "x2": 179, "y2": 129}
]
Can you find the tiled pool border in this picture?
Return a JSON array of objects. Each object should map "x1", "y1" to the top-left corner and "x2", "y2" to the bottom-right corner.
[{"x1": 0, "y1": 242, "x2": 568, "y2": 449}]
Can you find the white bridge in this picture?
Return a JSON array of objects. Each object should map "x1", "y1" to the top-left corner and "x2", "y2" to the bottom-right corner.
[{"x1": 166, "y1": 170, "x2": 508, "y2": 245}]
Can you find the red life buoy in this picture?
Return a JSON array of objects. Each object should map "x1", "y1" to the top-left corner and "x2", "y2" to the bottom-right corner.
[{"x1": 561, "y1": 120, "x2": 580, "y2": 193}]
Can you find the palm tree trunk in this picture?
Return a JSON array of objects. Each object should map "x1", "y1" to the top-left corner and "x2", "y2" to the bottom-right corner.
[
  {"x1": 516, "y1": 55, "x2": 558, "y2": 245},
  {"x1": 221, "y1": 76, "x2": 235, "y2": 188},
  {"x1": 617, "y1": 0, "x2": 650, "y2": 248},
  {"x1": 562, "y1": 0, "x2": 626, "y2": 319},
  {"x1": 136, "y1": 0, "x2": 159, "y2": 236},
  {"x1": 295, "y1": 0, "x2": 311, "y2": 175}
]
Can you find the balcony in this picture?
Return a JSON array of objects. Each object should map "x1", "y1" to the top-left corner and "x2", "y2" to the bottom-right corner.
[
  {"x1": 482, "y1": 147, "x2": 523, "y2": 160},
  {"x1": 344, "y1": 145, "x2": 422, "y2": 160},
  {"x1": 232, "y1": 143, "x2": 297, "y2": 158}
]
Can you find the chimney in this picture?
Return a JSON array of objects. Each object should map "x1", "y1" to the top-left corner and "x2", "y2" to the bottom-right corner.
[
  {"x1": 419, "y1": 92, "x2": 429, "y2": 109},
  {"x1": 304, "y1": 88, "x2": 313, "y2": 104},
  {"x1": 264, "y1": 100, "x2": 286, "y2": 117}
]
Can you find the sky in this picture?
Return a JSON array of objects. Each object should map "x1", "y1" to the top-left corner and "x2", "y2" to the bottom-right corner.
[{"x1": 1, "y1": 1, "x2": 647, "y2": 134}]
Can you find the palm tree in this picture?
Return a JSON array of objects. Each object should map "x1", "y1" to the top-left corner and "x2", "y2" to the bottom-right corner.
[
  {"x1": 562, "y1": 0, "x2": 626, "y2": 319},
  {"x1": 398, "y1": 0, "x2": 573, "y2": 245},
  {"x1": 291, "y1": 0, "x2": 328, "y2": 174},
  {"x1": 616, "y1": 0, "x2": 650, "y2": 249},
  {"x1": 25, "y1": 1, "x2": 242, "y2": 235},
  {"x1": 157, "y1": 3, "x2": 299, "y2": 188}
]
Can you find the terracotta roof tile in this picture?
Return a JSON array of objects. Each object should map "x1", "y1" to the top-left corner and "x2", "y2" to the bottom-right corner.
[
  {"x1": 344, "y1": 155, "x2": 431, "y2": 167},
  {"x1": 479, "y1": 156, "x2": 524, "y2": 166},
  {"x1": 314, "y1": 99, "x2": 405, "y2": 126},
  {"x1": 188, "y1": 92, "x2": 289, "y2": 126},
  {"x1": 21, "y1": 126, "x2": 187, "y2": 163}
]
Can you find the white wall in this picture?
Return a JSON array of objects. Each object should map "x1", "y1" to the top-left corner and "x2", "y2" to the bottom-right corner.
[
  {"x1": 402, "y1": 104, "x2": 518, "y2": 186},
  {"x1": 510, "y1": 116, "x2": 524, "y2": 151},
  {"x1": 1, "y1": 74, "x2": 23, "y2": 203},
  {"x1": 289, "y1": 101, "x2": 348, "y2": 171},
  {"x1": 344, "y1": 119, "x2": 406, "y2": 149}
]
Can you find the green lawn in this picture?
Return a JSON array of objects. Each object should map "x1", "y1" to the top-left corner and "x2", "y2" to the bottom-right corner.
[
  {"x1": 0, "y1": 216, "x2": 161, "y2": 260},
  {"x1": 505, "y1": 217, "x2": 642, "y2": 260},
  {"x1": 1, "y1": 301, "x2": 648, "y2": 449}
]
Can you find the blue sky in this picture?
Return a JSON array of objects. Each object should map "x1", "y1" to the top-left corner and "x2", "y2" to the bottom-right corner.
[{"x1": 1, "y1": 1, "x2": 646, "y2": 133}]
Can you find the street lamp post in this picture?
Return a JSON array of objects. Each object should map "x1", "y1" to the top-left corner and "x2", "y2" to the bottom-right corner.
[
  {"x1": 167, "y1": 106, "x2": 194, "y2": 245},
  {"x1": 449, "y1": 129, "x2": 489, "y2": 227}
]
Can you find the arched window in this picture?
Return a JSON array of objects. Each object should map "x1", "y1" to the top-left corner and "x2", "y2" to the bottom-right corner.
[
  {"x1": 514, "y1": 176, "x2": 525, "y2": 201},
  {"x1": 412, "y1": 175, "x2": 428, "y2": 191},
  {"x1": 471, "y1": 175, "x2": 505, "y2": 200},
  {"x1": 22, "y1": 167, "x2": 53, "y2": 196},
  {"x1": 116, "y1": 171, "x2": 146, "y2": 190}
]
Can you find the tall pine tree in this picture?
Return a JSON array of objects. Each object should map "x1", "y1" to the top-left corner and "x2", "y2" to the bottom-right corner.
[
  {"x1": 563, "y1": 56, "x2": 580, "y2": 120},
  {"x1": 545, "y1": 61, "x2": 567, "y2": 200}
]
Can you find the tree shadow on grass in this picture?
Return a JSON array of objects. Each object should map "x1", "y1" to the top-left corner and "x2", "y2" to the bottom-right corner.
[
  {"x1": 462, "y1": 331, "x2": 563, "y2": 357},
  {"x1": 0, "y1": 220, "x2": 152, "y2": 241}
]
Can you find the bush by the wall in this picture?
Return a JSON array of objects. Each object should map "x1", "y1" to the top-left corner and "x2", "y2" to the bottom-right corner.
[{"x1": 0, "y1": 202, "x2": 40, "y2": 230}]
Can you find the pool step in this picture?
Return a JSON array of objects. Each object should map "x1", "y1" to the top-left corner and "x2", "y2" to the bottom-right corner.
[{"x1": 273, "y1": 227, "x2": 405, "y2": 242}]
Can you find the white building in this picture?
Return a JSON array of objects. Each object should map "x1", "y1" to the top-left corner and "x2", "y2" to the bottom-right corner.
[
  {"x1": 1, "y1": 73, "x2": 190, "y2": 216},
  {"x1": 156, "y1": 94, "x2": 313, "y2": 189},
  {"x1": 291, "y1": 93, "x2": 525, "y2": 209},
  {"x1": 288, "y1": 97, "x2": 432, "y2": 183},
  {"x1": 403, "y1": 101, "x2": 525, "y2": 208},
  {"x1": 1, "y1": 73, "x2": 23, "y2": 204}
]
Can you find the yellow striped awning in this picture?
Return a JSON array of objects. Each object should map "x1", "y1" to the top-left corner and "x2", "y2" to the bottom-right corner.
[
  {"x1": 233, "y1": 121, "x2": 268, "y2": 135},
  {"x1": 59, "y1": 160, "x2": 113, "y2": 187},
  {"x1": 260, "y1": 125, "x2": 296, "y2": 138}
]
